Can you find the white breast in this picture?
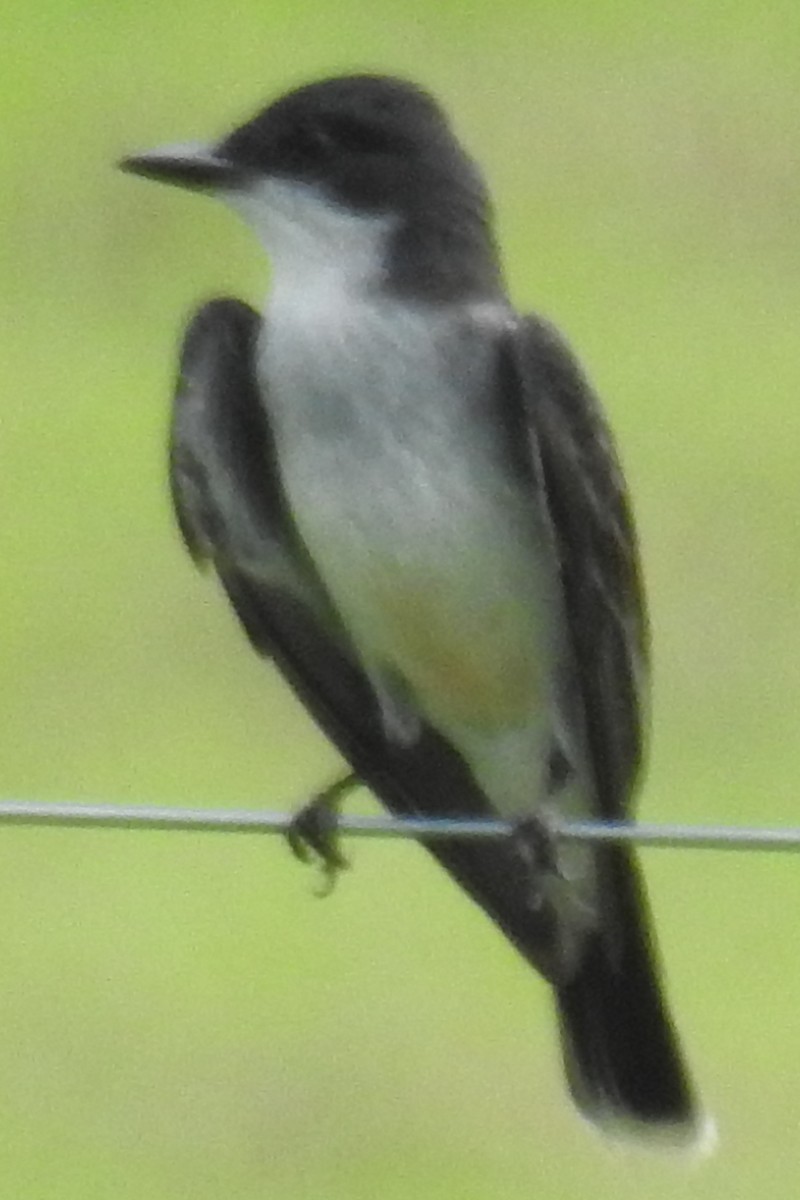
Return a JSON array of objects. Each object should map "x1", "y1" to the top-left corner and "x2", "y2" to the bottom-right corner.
[
  {"x1": 232, "y1": 174, "x2": 560, "y2": 737},
  {"x1": 263, "y1": 276, "x2": 563, "y2": 726}
]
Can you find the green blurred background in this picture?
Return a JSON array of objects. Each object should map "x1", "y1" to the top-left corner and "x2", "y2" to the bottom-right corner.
[{"x1": 2, "y1": 1, "x2": 799, "y2": 1196}]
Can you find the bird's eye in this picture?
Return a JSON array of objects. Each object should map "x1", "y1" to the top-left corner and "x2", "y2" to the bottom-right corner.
[
  {"x1": 327, "y1": 116, "x2": 397, "y2": 155},
  {"x1": 288, "y1": 124, "x2": 337, "y2": 160},
  {"x1": 278, "y1": 118, "x2": 397, "y2": 169}
]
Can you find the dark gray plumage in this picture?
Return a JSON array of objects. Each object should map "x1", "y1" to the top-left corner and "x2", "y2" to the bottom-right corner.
[{"x1": 123, "y1": 74, "x2": 708, "y2": 1150}]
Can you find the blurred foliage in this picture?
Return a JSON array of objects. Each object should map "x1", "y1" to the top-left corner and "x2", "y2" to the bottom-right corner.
[{"x1": 1, "y1": 1, "x2": 799, "y2": 1196}]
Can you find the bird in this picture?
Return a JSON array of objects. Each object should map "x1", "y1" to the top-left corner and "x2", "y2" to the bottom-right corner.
[{"x1": 120, "y1": 73, "x2": 710, "y2": 1150}]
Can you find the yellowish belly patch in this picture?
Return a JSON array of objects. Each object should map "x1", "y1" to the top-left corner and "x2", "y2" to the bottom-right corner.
[{"x1": 371, "y1": 578, "x2": 540, "y2": 729}]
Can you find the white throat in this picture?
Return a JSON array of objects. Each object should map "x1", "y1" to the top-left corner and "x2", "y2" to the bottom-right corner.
[{"x1": 225, "y1": 176, "x2": 396, "y2": 303}]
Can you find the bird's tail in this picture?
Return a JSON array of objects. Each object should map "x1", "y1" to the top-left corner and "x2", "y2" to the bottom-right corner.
[{"x1": 555, "y1": 849, "x2": 714, "y2": 1153}]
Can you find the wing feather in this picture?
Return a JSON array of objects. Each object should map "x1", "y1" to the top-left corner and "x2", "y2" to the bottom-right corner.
[
  {"x1": 169, "y1": 297, "x2": 563, "y2": 978},
  {"x1": 506, "y1": 315, "x2": 649, "y2": 817}
]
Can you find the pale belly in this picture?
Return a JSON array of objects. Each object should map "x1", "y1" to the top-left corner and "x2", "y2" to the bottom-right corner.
[
  {"x1": 275, "y1": 432, "x2": 560, "y2": 738},
  {"x1": 364, "y1": 571, "x2": 542, "y2": 727},
  {"x1": 260, "y1": 294, "x2": 562, "y2": 743}
]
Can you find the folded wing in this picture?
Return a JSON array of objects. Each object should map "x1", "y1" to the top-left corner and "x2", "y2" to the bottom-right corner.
[{"x1": 169, "y1": 297, "x2": 561, "y2": 975}]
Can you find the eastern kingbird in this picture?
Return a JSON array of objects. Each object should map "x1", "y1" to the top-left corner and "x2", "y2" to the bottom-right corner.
[{"x1": 120, "y1": 74, "x2": 710, "y2": 1150}]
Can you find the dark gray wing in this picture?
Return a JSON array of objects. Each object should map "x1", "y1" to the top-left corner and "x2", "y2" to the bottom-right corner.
[
  {"x1": 171, "y1": 303, "x2": 697, "y2": 1128},
  {"x1": 170, "y1": 298, "x2": 563, "y2": 977},
  {"x1": 504, "y1": 314, "x2": 649, "y2": 818},
  {"x1": 501, "y1": 317, "x2": 698, "y2": 1132}
]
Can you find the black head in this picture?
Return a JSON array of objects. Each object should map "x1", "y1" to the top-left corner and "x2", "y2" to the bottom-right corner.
[
  {"x1": 121, "y1": 75, "x2": 504, "y2": 301},
  {"x1": 218, "y1": 76, "x2": 469, "y2": 208}
]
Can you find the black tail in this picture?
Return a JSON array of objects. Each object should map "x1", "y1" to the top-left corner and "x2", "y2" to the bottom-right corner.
[{"x1": 556, "y1": 848, "x2": 712, "y2": 1151}]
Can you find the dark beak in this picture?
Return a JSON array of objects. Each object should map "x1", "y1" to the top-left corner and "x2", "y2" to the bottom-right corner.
[{"x1": 118, "y1": 142, "x2": 246, "y2": 192}]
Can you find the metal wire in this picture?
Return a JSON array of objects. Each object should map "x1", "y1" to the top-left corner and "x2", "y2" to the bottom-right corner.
[{"x1": 0, "y1": 798, "x2": 799, "y2": 852}]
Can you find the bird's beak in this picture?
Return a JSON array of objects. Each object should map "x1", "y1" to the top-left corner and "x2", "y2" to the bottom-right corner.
[{"x1": 118, "y1": 142, "x2": 246, "y2": 192}]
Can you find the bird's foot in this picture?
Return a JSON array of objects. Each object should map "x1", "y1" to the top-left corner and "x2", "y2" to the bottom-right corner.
[
  {"x1": 286, "y1": 772, "x2": 360, "y2": 896},
  {"x1": 513, "y1": 811, "x2": 567, "y2": 913}
]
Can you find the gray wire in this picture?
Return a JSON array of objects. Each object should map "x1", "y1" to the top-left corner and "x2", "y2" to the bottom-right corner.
[{"x1": 0, "y1": 799, "x2": 798, "y2": 852}]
